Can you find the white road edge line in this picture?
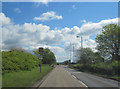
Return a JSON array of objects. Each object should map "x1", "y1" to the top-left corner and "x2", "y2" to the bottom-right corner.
[
  {"x1": 72, "y1": 75, "x2": 77, "y2": 79},
  {"x1": 78, "y1": 80, "x2": 88, "y2": 88},
  {"x1": 65, "y1": 69, "x2": 88, "y2": 88},
  {"x1": 71, "y1": 75, "x2": 88, "y2": 88},
  {"x1": 66, "y1": 70, "x2": 71, "y2": 75}
]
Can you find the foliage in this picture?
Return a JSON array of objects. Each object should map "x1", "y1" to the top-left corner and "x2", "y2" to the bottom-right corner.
[
  {"x1": 77, "y1": 48, "x2": 103, "y2": 65},
  {"x1": 64, "y1": 60, "x2": 69, "y2": 65},
  {"x1": 2, "y1": 49, "x2": 41, "y2": 74},
  {"x1": 33, "y1": 48, "x2": 56, "y2": 64},
  {"x1": 74, "y1": 24, "x2": 120, "y2": 79},
  {"x1": 72, "y1": 60, "x2": 120, "y2": 76},
  {"x1": 96, "y1": 24, "x2": 120, "y2": 61}
]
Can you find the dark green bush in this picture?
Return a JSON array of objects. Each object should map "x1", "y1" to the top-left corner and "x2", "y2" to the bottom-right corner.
[{"x1": 73, "y1": 61, "x2": 119, "y2": 76}]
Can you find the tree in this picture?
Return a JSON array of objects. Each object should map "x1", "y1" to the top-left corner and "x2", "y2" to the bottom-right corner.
[
  {"x1": 96, "y1": 24, "x2": 120, "y2": 61},
  {"x1": 77, "y1": 48, "x2": 103, "y2": 65},
  {"x1": 33, "y1": 48, "x2": 56, "y2": 64},
  {"x1": 64, "y1": 60, "x2": 69, "y2": 65}
]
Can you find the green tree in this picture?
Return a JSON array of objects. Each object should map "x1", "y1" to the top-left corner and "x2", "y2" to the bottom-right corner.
[
  {"x1": 33, "y1": 48, "x2": 56, "y2": 64},
  {"x1": 64, "y1": 60, "x2": 69, "y2": 65},
  {"x1": 96, "y1": 24, "x2": 120, "y2": 61},
  {"x1": 77, "y1": 48, "x2": 103, "y2": 65}
]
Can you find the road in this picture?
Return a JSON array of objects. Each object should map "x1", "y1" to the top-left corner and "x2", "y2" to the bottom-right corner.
[
  {"x1": 39, "y1": 65, "x2": 87, "y2": 87},
  {"x1": 38, "y1": 65, "x2": 119, "y2": 88},
  {"x1": 64, "y1": 66, "x2": 119, "y2": 89}
]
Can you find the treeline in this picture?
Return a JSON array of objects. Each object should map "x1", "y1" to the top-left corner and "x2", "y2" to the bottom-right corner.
[
  {"x1": 33, "y1": 48, "x2": 56, "y2": 65},
  {"x1": 71, "y1": 24, "x2": 120, "y2": 77},
  {"x1": 2, "y1": 48, "x2": 56, "y2": 74}
]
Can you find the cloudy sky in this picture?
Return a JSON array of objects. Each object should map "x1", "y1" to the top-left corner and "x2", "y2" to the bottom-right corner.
[{"x1": 1, "y1": 1, "x2": 118, "y2": 62}]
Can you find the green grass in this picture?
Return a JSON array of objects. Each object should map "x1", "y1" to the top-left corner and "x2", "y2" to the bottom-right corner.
[
  {"x1": 83, "y1": 70, "x2": 120, "y2": 81},
  {"x1": 2, "y1": 65, "x2": 52, "y2": 87},
  {"x1": 71, "y1": 64, "x2": 120, "y2": 81}
]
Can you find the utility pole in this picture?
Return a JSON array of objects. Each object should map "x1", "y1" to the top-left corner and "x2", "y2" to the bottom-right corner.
[
  {"x1": 76, "y1": 36, "x2": 83, "y2": 48},
  {"x1": 73, "y1": 44, "x2": 74, "y2": 63},
  {"x1": 81, "y1": 36, "x2": 83, "y2": 48},
  {"x1": 70, "y1": 42, "x2": 71, "y2": 62}
]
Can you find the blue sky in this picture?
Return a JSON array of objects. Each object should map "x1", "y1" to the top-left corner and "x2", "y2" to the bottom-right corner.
[
  {"x1": 1, "y1": 2, "x2": 118, "y2": 62},
  {"x1": 3, "y1": 2, "x2": 118, "y2": 29}
]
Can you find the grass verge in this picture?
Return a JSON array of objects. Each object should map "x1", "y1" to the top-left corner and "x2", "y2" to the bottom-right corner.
[
  {"x1": 2, "y1": 65, "x2": 52, "y2": 87},
  {"x1": 83, "y1": 70, "x2": 120, "y2": 81},
  {"x1": 70, "y1": 65, "x2": 120, "y2": 81}
]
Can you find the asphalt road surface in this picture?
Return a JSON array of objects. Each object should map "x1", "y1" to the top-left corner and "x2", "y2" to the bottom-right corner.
[
  {"x1": 40, "y1": 65, "x2": 87, "y2": 87},
  {"x1": 64, "y1": 66, "x2": 119, "y2": 89},
  {"x1": 38, "y1": 65, "x2": 119, "y2": 88}
]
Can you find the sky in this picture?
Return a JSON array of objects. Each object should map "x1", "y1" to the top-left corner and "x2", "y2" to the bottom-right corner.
[{"x1": 0, "y1": 1, "x2": 118, "y2": 62}]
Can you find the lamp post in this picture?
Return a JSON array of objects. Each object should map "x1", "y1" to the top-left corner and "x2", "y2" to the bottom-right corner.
[
  {"x1": 76, "y1": 36, "x2": 83, "y2": 49},
  {"x1": 73, "y1": 44, "x2": 75, "y2": 63}
]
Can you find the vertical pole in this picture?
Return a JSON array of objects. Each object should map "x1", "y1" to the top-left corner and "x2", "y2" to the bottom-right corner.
[
  {"x1": 70, "y1": 43, "x2": 71, "y2": 62},
  {"x1": 69, "y1": 43, "x2": 71, "y2": 67},
  {"x1": 81, "y1": 36, "x2": 83, "y2": 48},
  {"x1": 73, "y1": 44, "x2": 74, "y2": 63}
]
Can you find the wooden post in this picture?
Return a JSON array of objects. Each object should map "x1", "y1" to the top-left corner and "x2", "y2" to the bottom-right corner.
[{"x1": 39, "y1": 47, "x2": 44, "y2": 73}]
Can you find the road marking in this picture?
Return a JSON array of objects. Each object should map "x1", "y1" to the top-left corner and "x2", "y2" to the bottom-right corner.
[
  {"x1": 66, "y1": 71, "x2": 71, "y2": 75},
  {"x1": 72, "y1": 75, "x2": 77, "y2": 79},
  {"x1": 71, "y1": 74, "x2": 88, "y2": 88},
  {"x1": 66, "y1": 70, "x2": 88, "y2": 88},
  {"x1": 78, "y1": 80, "x2": 88, "y2": 88}
]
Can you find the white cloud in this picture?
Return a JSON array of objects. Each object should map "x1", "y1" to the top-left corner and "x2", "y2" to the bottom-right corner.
[
  {"x1": 1, "y1": 12, "x2": 64, "y2": 49},
  {"x1": 81, "y1": 20, "x2": 86, "y2": 23},
  {"x1": 1, "y1": 12, "x2": 118, "y2": 62},
  {"x1": 83, "y1": 39, "x2": 97, "y2": 49},
  {"x1": 24, "y1": 45, "x2": 66, "y2": 62},
  {"x1": 79, "y1": 18, "x2": 118, "y2": 36},
  {"x1": 33, "y1": 0, "x2": 53, "y2": 7},
  {"x1": 34, "y1": 11, "x2": 63, "y2": 21},
  {"x1": 72, "y1": 5, "x2": 76, "y2": 9},
  {"x1": 14, "y1": 8, "x2": 21, "y2": 13},
  {"x1": 0, "y1": 13, "x2": 11, "y2": 26}
]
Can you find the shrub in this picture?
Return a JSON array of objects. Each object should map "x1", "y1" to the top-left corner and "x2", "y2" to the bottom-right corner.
[{"x1": 2, "y1": 50, "x2": 41, "y2": 74}]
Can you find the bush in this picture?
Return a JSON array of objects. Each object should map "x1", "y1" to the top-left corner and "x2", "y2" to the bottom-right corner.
[
  {"x1": 73, "y1": 61, "x2": 119, "y2": 76},
  {"x1": 2, "y1": 50, "x2": 41, "y2": 74}
]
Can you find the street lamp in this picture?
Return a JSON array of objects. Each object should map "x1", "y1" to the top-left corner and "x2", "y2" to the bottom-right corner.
[{"x1": 76, "y1": 36, "x2": 83, "y2": 48}]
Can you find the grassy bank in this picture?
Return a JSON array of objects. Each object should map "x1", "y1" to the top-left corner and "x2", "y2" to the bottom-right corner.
[
  {"x1": 2, "y1": 65, "x2": 52, "y2": 87},
  {"x1": 2, "y1": 50, "x2": 41, "y2": 74}
]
